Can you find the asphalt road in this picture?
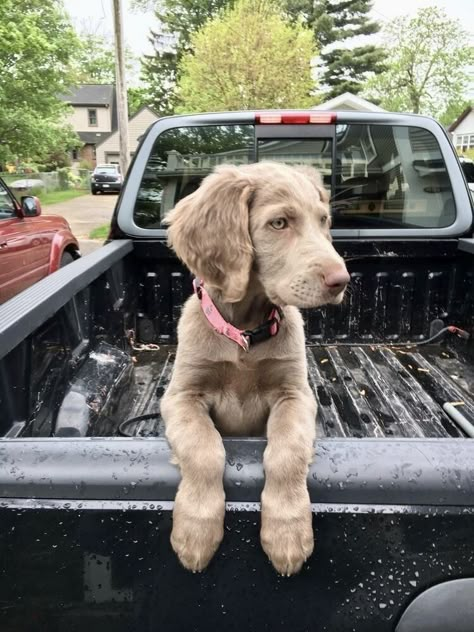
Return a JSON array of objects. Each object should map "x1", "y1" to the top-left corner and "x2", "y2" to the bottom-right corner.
[{"x1": 42, "y1": 193, "x2": 117, "y2": 256}]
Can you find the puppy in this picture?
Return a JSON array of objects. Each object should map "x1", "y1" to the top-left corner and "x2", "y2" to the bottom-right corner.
[{"x1": 161, "y1": 162, "x2": 349, "y2": 574}]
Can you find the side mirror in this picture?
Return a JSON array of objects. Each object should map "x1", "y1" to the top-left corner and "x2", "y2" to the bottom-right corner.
[{"x1": 21, "y1": 196, "x2": 42, "y2": 217}]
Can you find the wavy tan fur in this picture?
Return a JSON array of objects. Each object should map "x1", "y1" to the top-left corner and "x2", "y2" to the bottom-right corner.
[{"x1": 161, "y1": 162, "x2": 349, "y2": 575}]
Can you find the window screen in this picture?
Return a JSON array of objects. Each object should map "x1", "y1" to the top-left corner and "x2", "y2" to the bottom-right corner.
[{"x1": 133, "y1": 125, "x2": 255, "y2": 228}]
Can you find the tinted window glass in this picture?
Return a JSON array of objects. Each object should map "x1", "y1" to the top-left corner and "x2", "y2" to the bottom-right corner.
[
  {"x1": 133, "y1": 125, "x2": 255, "y2": 228},
  {"x1": 257, "y1": 138, "x2": 333, "y2": 187},
  {"x1": 135, "y1": 123, "x2": 455, "y2": 230},
  {"x1": 332, "y1": 124, "x2": 455, "y2": 229},
  {"x1": 0, "y1": 180, "x2": 16, "y2": 219},
  {"x1": 461, "y1": 161, "x2": 474, "y2": 183},
  {"x1": 95, "y1": 167, "x2": 117, "y2": 174}
]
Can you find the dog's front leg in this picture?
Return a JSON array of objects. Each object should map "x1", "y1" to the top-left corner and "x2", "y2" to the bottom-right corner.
[
  {"x1": 261, "y1": 390, "x2": 317, "y2": 575},
  {"x1": 161, "y1": 392, "x2": 225, "y2": 572}
]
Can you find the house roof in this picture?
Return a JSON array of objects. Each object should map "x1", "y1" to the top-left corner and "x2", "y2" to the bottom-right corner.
[
  {"x1": 95, "y1": 105, "x2": 159, "y2": 148},
  {"x1": 61, "y1": 84, "x2": 115, "y2": 107},
  {"x1": 448, "y1": 106, "x2": 473, "y2": 132},
  {"x1": 312, "y1": 92, "x2": 386, "y2": 113}
]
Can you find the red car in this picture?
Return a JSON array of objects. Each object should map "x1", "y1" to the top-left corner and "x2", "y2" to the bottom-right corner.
[{"x1": 0, "y1": 177, "x2": 80, "y2": 304}]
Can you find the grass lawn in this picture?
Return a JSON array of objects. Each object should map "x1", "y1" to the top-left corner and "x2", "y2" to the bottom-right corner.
[
  {"x1": 38, "y1": 189, "x2": 89, "y2": 206},
  {"x1": 89, "y1": 224, "x2": 110, "y2": 240}
]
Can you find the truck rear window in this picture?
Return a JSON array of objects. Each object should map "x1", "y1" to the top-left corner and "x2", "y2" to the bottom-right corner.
[{"x1": 133, "y1": 123, "x2": 456, "y2": 230}]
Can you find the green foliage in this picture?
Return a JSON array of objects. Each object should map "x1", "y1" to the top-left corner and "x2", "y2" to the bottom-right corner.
[
  {"x1": 139, "y1": 0, "x2": 385, "y2": 110},
  {"x1": 363, "y1": 7, "x2": 473, "y2": 118},
  {"x1": 37, "y1": 188, "x2": 89, "y2": 206},
  {"x1": 176, "y1": 0, "x2": 316, "y2": 112},
  {"x1": 73, "y1": 32, "x2": 117, "y2": 84},
  {"x1": 439, "y1": 99, "x2": 472, "y2": 128},
  {"x1": 141, "y1": 0, "x2": 231, "y2": 115},
  {"x1": 72, "y1": 31, "x2": 135, "y2": 85},
  {"x1": 127, "y1": 87, "x2": 152, "y2": 116},
  {"x1": 79, "y1": 159, "x2": 94, "y2": 171},
  {"x1": 89, "y1": 224, "x2": 111, "y2": 240},
  {"x1": 0, "y1": 0, "x2": 81, "y2": 164},
  {"x1": 42, "y1": 149, "x2": 72, "y2": 172},
  {"x1": 284, "y1": 0, "x2": 386, "y2": 97}
]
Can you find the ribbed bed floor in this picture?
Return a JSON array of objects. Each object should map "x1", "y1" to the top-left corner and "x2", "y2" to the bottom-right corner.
[{"x1": 122, "y1": 345, "x2": 474, "y2": 438}]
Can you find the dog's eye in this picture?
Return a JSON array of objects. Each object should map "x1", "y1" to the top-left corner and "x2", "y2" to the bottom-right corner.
[
  {"x1": 270, "y1": 218, "x2": 288, "y2": 230},
  {"x1": 320, "y1": 215, "x2": 329, "y2": 226}
]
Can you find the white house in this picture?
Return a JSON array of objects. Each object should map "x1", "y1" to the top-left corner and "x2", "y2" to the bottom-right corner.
[
  {"x1": 312, "y1": 92, "x2": 386, "y2": 113},
  {"x1": 61, "y1": 84, "x2": 117, "y2": 167},
  {"x1": 449, "y1": 106, "x2": 474, "y2": 153},
  {"x1": 95, "y1": 106, "x2": 159, "y2": 165}
]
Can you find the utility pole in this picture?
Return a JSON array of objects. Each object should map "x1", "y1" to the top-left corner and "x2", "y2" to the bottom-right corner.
[{"x1": 112, "y1": 0, "x2": 130, "y2": 176}]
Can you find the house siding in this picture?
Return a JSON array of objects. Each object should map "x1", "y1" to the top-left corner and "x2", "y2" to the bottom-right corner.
[
  {"x1": 451, "y1": 111, "x2": 474, "y2": 152},
  {"x1": 96, "y1": 108, "x2": 159, "y2": 164},
  {"x1": 67, "y1": 105, "x2": 112, "y2": 133},
  {"x1": 452, "y1": 112, "x2": 474, "y2": 136}
]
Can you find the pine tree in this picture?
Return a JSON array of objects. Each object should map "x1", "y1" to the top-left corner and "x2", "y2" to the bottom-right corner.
[
  {"x1": 141, "y1": 0, "x2": 232, "y2": 115},
  {"x1": 286, "y1": 0, "x2": 386, "y2": 98}
]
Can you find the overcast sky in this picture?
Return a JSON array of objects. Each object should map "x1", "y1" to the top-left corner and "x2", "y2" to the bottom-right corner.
[
  {"x1": 64, "y1": 0, "x2": 474, "y2": 56},
  {"x1": 64, "y1": 0, "x2": 473, "y2": 94}
]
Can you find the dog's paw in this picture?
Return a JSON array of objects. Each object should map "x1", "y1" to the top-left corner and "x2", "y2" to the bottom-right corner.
[
  {"x1": 261, "y1": 505, "x2": 314, "y2": 576},
  {"x1": 171, "y1": 492, "x2": 225, "y2": 572}
]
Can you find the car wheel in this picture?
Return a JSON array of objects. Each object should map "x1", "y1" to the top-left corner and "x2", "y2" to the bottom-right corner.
[
  {"x1": 60, "y1": 252, "x2": 75, "y2": 268},
  {"x1": 91, "y1": 190, "x2": 98, "y2": 195}
]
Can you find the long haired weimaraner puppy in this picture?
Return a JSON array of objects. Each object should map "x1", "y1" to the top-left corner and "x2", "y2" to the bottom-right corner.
[{"x1": 161, "y1": 162, "x2": 349, "y2": 575}]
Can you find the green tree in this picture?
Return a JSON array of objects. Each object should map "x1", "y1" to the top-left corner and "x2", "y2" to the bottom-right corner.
[
  {"x1": 0, "y1": 0, "x2": 81, "y2": 165},
  {"x1": 176, "y1": 0, "x2": 316, "y2": 113},
  {"x1": 73, "y1": 32, "x2": 117, "y2": 84},
  {"x1": 363, "y1": 7, "x2": 473, "y2": 118},
  {"x1": 285, "y1": 0, "x2": 386, "y2": 98},
  {"x1": 127, "y1": 86, "x2": 152, "y2": 116},
  {"x1": 439, "y1": 99, "x2": 472, "y2": 129},
  {"x1": 141, "y1": 0, "x2": 231, "y2": 115}
]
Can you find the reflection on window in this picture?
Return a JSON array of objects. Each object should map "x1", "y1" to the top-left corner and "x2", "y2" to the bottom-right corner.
[
  {"x1": 0, "y1": 182, "x2": 16, "y2": 219},
  {"x1": 332, "y1": 125, "x2": 456, "y2": 229},
  {"x1": 135, "y1": 122, "x2": 455, "y2": 231},
  {"x1": 257, "y1": 139, "x2": 333, "y2": 187},
  {"x1": 133, "y1": 125, "x2": 255, "y2": 228}
]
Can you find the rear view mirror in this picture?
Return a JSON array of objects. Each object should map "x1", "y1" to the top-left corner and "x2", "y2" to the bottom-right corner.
[{"x1": 21, "y1": 196, "x2": 42, "y2": 217}]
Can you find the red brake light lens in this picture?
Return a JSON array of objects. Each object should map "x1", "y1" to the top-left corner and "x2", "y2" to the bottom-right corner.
[{"x1": 256, "y1": 112, "x2": 337, "y2": 124}]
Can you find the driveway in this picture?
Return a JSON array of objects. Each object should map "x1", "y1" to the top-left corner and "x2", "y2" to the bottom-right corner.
[{"x1": 42, "y1": 193, "x2": 117, "y2": 256}]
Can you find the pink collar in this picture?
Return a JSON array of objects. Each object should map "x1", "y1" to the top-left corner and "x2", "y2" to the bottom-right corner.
[{"x1": 193, "y1": 279, "x2": 283, "y2": 351}]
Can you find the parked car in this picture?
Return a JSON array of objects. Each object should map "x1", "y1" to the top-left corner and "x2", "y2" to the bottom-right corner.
[
  {"x1": 0, "y1": 111, "x2": 473, "y2": 631},
  {"x1": 90, "y1": 163, "x2": 122, "y2": 194},
  {"x1": 0, "y1": 177, "x2": 79, "y2": 304}
]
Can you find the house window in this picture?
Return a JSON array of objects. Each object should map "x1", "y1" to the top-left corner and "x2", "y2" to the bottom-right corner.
[
  {"x1": 72, "y1": 149, "x2": 79, "y2": 160},
  {"x1": 88, "y1": 109, "x2": 98, "y2": 127},
  {"x1": 455, "y1": 134, "x2": 474, "y2": 151}
]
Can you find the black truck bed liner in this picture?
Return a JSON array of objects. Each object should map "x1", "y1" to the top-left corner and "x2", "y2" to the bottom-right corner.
[{"x1": 123, "y1": 343, "x2": 474, "y2": 439}]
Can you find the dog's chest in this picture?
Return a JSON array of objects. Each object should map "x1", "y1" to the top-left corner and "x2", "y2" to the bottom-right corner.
[{"x1": 203, "y1": 356, "x2": 281, "y2": 436}]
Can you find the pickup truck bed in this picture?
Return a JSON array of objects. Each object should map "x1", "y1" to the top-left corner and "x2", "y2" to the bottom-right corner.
[
  {"x1": 125, "y1": 343, "x2": 473, "y2": 439},
  {"x1": 1, "y1": 111, "x2": 474, "y2": 632}
]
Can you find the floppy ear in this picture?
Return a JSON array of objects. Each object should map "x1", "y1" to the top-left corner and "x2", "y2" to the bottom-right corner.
[
  {"x1": 164, "y1": 165, "x2": 254, "y2": 303},
  {"x1": 293, "y1": 164, "x2": 331, "y2": 205}
]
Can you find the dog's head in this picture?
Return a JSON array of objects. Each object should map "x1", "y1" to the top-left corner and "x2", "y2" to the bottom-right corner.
[{"x1": 165, "y1": 162, "x2": 349, "y2": 307}]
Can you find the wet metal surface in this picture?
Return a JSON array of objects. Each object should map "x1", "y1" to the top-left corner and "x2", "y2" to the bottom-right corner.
[{"x1": 124, "y1": 344, "x2": 473, "y2": 439}]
